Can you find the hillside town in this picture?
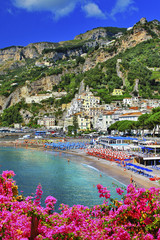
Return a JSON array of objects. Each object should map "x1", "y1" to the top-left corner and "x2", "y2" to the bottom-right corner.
[
  {"x1": 33, "y1": 81, "x2": 159, "y2": 135},
  {"x1": 1, "y1": 80, "x2": 160, "y2": 137}
]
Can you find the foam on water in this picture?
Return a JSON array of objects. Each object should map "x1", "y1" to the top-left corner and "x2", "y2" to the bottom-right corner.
[{"x1": 82, "y1": 163, "x2": 100, "y2": 172}]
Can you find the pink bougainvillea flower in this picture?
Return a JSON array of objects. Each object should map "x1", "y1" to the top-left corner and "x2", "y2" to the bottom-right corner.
[
  {"x1": 0, "y1": 171, "x2": 159, "y2": 239},
  {"x1": 116, "y1": 187, "x2": 124, "y2": 195}
]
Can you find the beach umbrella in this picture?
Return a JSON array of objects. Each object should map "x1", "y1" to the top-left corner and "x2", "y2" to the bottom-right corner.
[{"x1": 143, "y1": 168, "x2": 153, "y2": 172}]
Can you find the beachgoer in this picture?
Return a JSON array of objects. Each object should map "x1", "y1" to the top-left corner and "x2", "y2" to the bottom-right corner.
[
  {"x1": 130, "y1": 175, "x2": 133, "y2": 184},
  {"x1": 134, "y1": 182, "x2": 137, "y2": 188}
]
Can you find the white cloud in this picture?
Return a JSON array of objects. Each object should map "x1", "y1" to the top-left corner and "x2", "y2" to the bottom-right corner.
[
  {"x1": 12, "y1": 0, "x2": 80, "y2": 19},
  {"x1": 12, "y1": 0, "x2": 107, "y2": 20},
  {"x1": 82, "y1": 3, "x2": 106, "y2": 19},
  {"x1": 7, "y1": 8, "x2": 14, "y2": 15},
  {"x1": 111, "y1": 0, "x2": 137, "y2": 17}
]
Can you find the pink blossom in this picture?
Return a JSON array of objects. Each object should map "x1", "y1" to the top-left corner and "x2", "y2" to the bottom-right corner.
[
  {"x1": 144, "y1": 233, "x2": 154, "y2": 240},
  {"x1": 116, "y1": 187, "x2": 124, "y2": 195},
  {"x1": 34, "y1": 184, "x2": 43, "y2": 206},
  {"x1": 0, "y1": 171, "x2": 159, "y2": 239},
  {"x1": 45, "y1": 196, "x2": 57, "y2": 212}
]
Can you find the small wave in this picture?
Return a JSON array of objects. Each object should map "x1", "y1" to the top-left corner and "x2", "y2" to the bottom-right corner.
[{"x1": 82, "y1": 163, "x2": 100, "y2": 172}]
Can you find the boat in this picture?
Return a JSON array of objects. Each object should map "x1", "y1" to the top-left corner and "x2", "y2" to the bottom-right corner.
[
  {"x1": 18, "y1": 134, "x2": 31, "y2": 140},
  {"x1": 35, "y1": 135, "x2": 43, "y2": 139}
]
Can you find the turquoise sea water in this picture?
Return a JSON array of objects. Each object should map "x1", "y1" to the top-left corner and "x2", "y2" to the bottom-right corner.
[{"x1": 0, "y1": 146, "x2": 125, "y2": 211}]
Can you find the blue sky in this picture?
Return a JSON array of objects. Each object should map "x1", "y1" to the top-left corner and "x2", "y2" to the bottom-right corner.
[{"x1": 0, "y1": 0, "x2": 160, "y2": 49}]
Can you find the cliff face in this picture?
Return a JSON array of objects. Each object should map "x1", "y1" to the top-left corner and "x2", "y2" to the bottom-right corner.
[
  {"x1": 0, "y1": 95, "x2": 7, "y2": 111},
  {"x1": 0, "y1": 46, "x2": 23, "y2": 64},
  {"x1": 27, "y1": 74, "x2": 62, "y2": 95},
  {"x1": 1, "y1": 18, "x2": 159, "y2": 65},
  {"x1": 75, "y1": 28, "x2": 111, "y2": 41},
  {"x1": 74, "y1": 27, "x2": 125, "y2": 41},
  {"x1": 0, "y1": 42, "x2": 58, "y2": 63},
  {"x1": 119, "y1": 28, "x2": 152, "y2": 51}
]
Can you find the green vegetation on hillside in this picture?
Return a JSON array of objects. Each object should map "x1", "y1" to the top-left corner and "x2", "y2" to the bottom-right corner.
[
  {"x1": 0, "y1": 100, "x2": 46, "y2": 127},
  {"x1": 120, "y1": 39, "x2": 160, "y2": 68},
  {"x1": 0, "y1": 103, "x2": 23, "y2": 126},
  {"x1": 118, "y1": 39, "x2": 160, "y2": 97},
  {"x1": 0, "y1": 21, "x2": 160, "y2": 106}
]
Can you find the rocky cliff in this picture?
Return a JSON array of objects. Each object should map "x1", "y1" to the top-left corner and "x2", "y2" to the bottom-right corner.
[
  {"x1": 74, "y1": 27, "x2": 126, "y2": 41},
  {"x1": 0, "y1": 46, "x2": 23, "y2": 64},
  {"x1": 0, "y1": 42, "x2": 58, "y2": 64}
]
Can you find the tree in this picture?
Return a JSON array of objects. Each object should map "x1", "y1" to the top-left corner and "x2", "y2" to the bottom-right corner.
[
  {"x1": 117, "y1": 120, "x2": 135, "y2": 134},
  {"x1": 27, "y1": 117, "x2": 40, "y2": 128},
  {"x1": 67, "y1": 125, "x2": 74, "y2": 136},
  {"x1": 132, "y1": 121, "x2": 141, "y2": 136},
  {"x1": 109, "y1": 120, "x2": 138, "y2": 135},
  {"x1": 145, "y1": 112, "x2": 160, "y2": 137},
  {"x1": 108, "y1": 121, "x2": 120, "y2": 132},
  {"x1": 76, "y1": 56, "x2": 85, "y2": 65},
  {"x1": 152, "y1": 107, "x2": 160, "y2": 114},
  {"x1": 67, "y1": 116, "x2": 79, "y2": 136},
  {"x1": 73, "y1": 115, "x2": 79, "y2": 135},
  {"x1": 1, "y1": 105, "x2": 23, "y2": 126},
  {"x1": 137, "y1": 113, "x2": 150, "y2": 135}
]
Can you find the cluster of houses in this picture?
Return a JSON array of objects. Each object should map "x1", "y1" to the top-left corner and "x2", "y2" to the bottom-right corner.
[{"x1": 37, "y1": 85, "x2": 160, "y2": 133}]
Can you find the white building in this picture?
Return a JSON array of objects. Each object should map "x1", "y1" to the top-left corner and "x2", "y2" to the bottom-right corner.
[
  {"x1": 66, "y1": 86, "x2": 100, "y2": 117},
  {"x1": 63, "y1": 116, "x2": 73, "y2": 132},
  {"x1": 25, "y1": 92, "x2": 67, "y2": 104},
  {"x1": 77, "y1": 114, "x2": 91, "y2": 131},
  {"x1": 25, "y1": 94, "x2": 53, "y2": 104},
  {"x1": 66, "y1": 97, "x2": 83, "y2": 117},
  {"x1": 104, "y1": 104, "x2": 113, "y2": 110},
  {"x1": 147, "y1": 99, "x2": 160, "y2": 108},
  {"x1": 119, "y1": 112, "x2": 142, "y2": 121},
  {"x1": 123, "y1": 98, "x2": 133, "y2": 106},
  {"x1": 37, "y1": 116, "x2": 55, "y2": 129},
  {"x1": 93, "y1": 111, "x2": 115, "y2": 131},
  {"x1": 80, "y1": 87, "x2": 100, "y2": 113}
]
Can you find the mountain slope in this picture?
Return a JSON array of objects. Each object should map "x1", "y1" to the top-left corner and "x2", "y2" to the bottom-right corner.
[{"x1": 0, "y1": 17, "x2": 160, "y2": 113}]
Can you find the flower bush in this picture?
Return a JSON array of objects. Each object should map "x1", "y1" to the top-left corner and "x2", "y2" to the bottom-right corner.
[{"x1": 0, "y1": 170, "x2": 160, "y2": 239}]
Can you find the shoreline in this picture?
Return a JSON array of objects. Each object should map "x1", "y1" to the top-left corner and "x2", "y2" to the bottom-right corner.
[
  {"x1": 62, "y1": 149, "x2": 160, "y2": 189},
  {"x1": 0, "y1": 140, "x2": 160, "y2": 189}
]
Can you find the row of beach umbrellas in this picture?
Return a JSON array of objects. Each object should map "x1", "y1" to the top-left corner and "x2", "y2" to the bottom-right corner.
[
  {"x1": 87, "y1": 148, "x2": 131, "y2": 161},
  {"x1": 44, "y1": 141, "x2": 89, "y2": 150},
  {"x1": 126, "y1": 163, "x2": 153, "y2": 172}
]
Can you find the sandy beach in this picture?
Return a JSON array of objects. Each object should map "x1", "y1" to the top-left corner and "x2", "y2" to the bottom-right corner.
[
  {"x1": 64, "y1": 148, "x2": 160, "y2": 189},
  {"x1": 0, "y1": 139, "x2": 160, "y2": 189}
]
